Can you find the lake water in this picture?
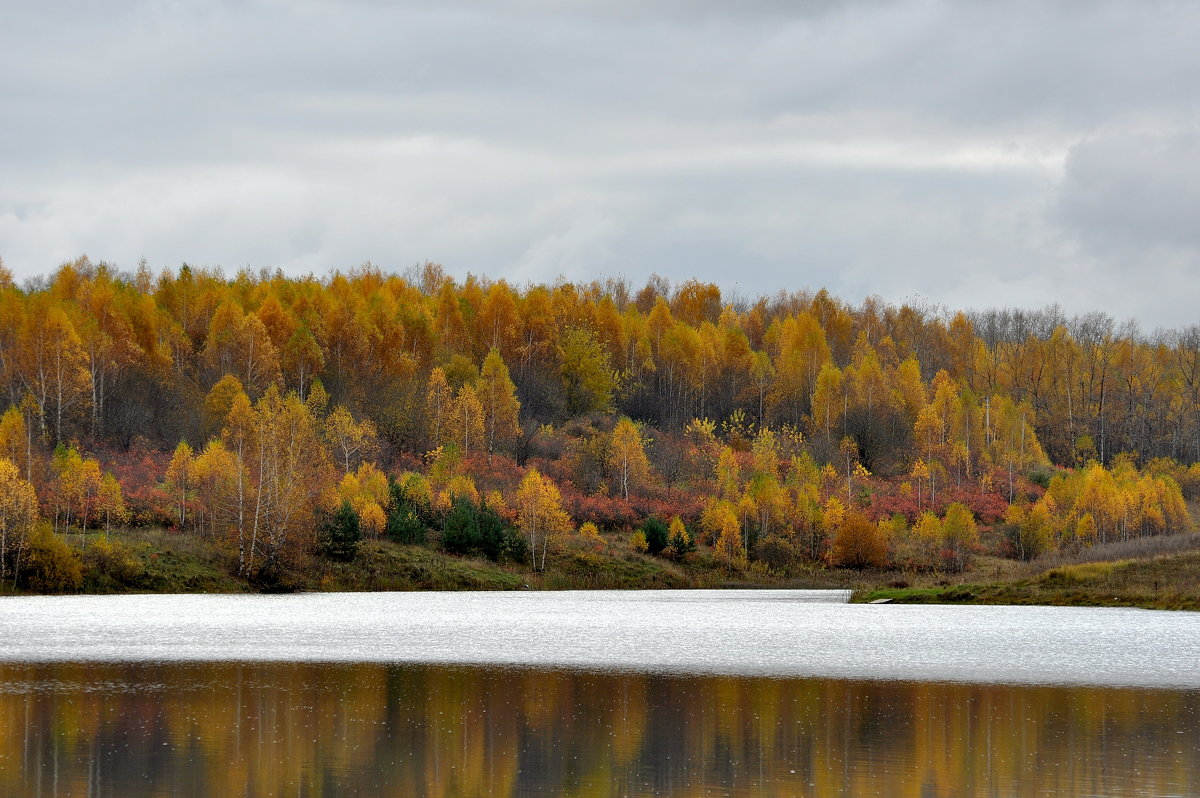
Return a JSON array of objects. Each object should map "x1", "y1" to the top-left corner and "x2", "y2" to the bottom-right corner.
[{"x1": 1, "y1": 590, "x2": 1198, "y2": 796}]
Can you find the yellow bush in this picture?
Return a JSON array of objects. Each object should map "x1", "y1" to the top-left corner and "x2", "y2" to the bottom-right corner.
[
  {"x1": 84, "y1": 536, "x2": 143, "y2": 586},
  {"x1": 20, "y1": 523, "x2": 83, "y2": 593}
]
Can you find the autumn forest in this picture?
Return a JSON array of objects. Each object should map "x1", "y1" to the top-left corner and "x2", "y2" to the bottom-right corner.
[{"x1": 0, "y1": 256, "x2": 1196, "y2": 592}]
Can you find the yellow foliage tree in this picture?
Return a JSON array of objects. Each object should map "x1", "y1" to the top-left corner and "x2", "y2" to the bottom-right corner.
[
  {"x1": 19, "y1": 303, "x2": 92, "y2": 443},
  {"x1": 245, "y1": 386, "x2": 333, "y2": 575},
  {"x1": 668, "y1": 515, "x2": 692, "y2": 555},
  {"x1": 191, "y1": 439, "x2": 241, "y2": 542},
  {"x1": 204, "y1": 374, "x2": 246, "y2": 438},
  {"x1": 0, "y1": 406, "x2": 30, "y2": 480},
  {"x1": 164, "y1": 441, "x2": 194, "y2": 529},
  {"x1": 97, "y1": 472, "x2": 127, "y2": 534},
  {"x1": 810, "y1": 363, "x2": 845, "y2": 439},
  {"x1": 515, "y1": 468, "x2": 572, "y2": 572},
  {"x1": 0, "y1": 458, "x2": 38, "y2": 580},
  {"x1": 338, "y1": 462, "x2": 391, "y2": 537},
  {"x1": 1075, "y1": 512, "x2": 1098, "y2": 545},
  {"x1": 53, "y1": 445, "x2": 102, "y2": 539},
  {"x1": 751, "y1": 427, "x2": 779, "y2": 481},
  {"x1": 452, "y1": 384, "x2": 486, "y2": 454},
  {"x1": 609, "y1": 417, "x2": 652, "y2": 500},
  {"x1": 479, "y1": 348, "x2": 521, "y2": 454},
  {"x1": 714, "y1": 445, "x2": 740, "y2": 500},
  {"x1": 821, "y1": 496, "x2": 845, "y2": 536},
  {"x1": 941, "y1": 502, "x2": 978, "y2": 571},
  {"x1": 425, "y1": 367, "x2": 454, "y2": 448},
  {"x1": 713, "y1": 514, "x2": 747, "y2": 567},
  {"x1": 578, "y1": 521, "x2": 604, "y2": 551},
  {"x1": 325, "y1": 405, "x2": 378, "y2": 474}
]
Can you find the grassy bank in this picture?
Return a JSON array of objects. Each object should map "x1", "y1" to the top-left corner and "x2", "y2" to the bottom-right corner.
[
  {"x1": 6, "y1": 526, "x2": 1198, "y2": 611},
  {"x1": 315, "y1": 541, "x2": 720, "y2": 592},
  {"x1": 2, "y1": 527, "x2": 776, "y2": 596},
  {"x1": 854, "y1": 534, "x2": 1200, "y2": 611}
]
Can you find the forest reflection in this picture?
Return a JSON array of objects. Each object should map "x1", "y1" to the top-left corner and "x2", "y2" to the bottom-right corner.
[{"x1": 1, "y1": 661, "x2": 1197, "y2": 797}]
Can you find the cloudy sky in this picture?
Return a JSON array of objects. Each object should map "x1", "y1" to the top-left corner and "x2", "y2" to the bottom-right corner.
[{"x1": 2, "y1": 0, "x2": 1198, "y2": 327}]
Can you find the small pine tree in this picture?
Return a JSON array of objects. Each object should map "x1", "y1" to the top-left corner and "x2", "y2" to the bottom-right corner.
[
  {"x1": 322, "y1": 500, "x2": 361, "y2": 561},
  {"x1": 641, "y1": 517, "x2": 669, "y2": 556},
  {"x1": 442, "y1": 497, "x2": 482, "y2": 555},
  {"x1": 502, "y1": 526, "x2": 529, "y2": 565},
  {"x1": 477, "y1": 496, "x2": 512, "y2": 562}
]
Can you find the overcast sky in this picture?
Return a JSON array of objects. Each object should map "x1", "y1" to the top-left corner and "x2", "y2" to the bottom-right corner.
[{"x1": 1, "y1": 0, "x2": 1197, "y2": 327}]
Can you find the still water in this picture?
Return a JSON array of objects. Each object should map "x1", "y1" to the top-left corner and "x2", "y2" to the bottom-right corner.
[{"x1": 0, "y1": 590, "x2": 1197, "y2": 796}]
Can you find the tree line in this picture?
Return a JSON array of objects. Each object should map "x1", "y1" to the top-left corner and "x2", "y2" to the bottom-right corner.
[{"x1": 0, "y1": 256, "x2": 1195, "y2": 587}]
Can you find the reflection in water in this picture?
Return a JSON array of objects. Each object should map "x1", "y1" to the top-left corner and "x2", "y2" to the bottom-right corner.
[{"x1": 0, "y1": 662, "x2": 1197, "y2": 797}]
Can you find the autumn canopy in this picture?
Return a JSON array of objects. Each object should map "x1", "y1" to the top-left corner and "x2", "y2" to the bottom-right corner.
[{"x1": 0, "y1": 257, "x2": 1195, "y2": 585}]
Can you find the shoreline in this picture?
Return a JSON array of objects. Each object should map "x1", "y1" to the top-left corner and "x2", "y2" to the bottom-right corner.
[{"x1": 7, "y1": 527, "x2": 1199, "y2": 612}]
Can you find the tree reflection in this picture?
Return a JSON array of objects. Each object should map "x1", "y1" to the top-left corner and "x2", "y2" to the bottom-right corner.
[{"x1": 0, "y1": 662, "x2": 1196, "y2": 797}]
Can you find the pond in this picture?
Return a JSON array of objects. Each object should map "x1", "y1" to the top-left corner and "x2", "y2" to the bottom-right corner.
[{"x1": 1, "y1": 590, "x2": 1197, "y2": 796}]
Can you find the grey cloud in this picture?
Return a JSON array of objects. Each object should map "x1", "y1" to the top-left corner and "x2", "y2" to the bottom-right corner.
[
  {"x1": 1, "y1": 0, "x2": 1199, "y2": 326},
  {"x1": 1058, "y1": 128, "x2": 1200, "y2": 254}
]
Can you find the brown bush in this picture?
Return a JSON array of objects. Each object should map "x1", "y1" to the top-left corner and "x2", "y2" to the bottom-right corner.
[
  {"x1": 831, "y1": 512, "x2": 888, "y2": 569},
  {"x1": 753, "y1": 535, "x2": 804, "y2": 574}
]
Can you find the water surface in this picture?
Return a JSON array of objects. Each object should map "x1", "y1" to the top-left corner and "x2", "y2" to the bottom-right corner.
[
  {"x1": 3, "y1": 590, "x2": 1199, "y2": 796},
  {"x1": 0, "y1": 661, "x2": 1196, "y2": 797},
  {"x1": 2, "y1": 590, "x2": 1198, "y2": 687}
]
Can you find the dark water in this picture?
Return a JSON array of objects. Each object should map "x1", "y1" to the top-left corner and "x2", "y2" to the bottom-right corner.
[{"x1": 0, "y1": 661, "x2": 1197, "y2": 797}]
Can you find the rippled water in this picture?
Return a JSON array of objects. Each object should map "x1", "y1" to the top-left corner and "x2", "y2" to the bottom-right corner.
[
  {"x1": 1, "y1": 590, "x2": 1198, "y2": 796},
  {"x1": 2, "y1": 590, "x2": 1199, "y2": 686}
]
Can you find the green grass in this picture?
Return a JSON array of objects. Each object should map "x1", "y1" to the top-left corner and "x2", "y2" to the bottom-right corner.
[
  {"x1": 78, "y1": 529, "x2": 248, "y2": 593},
  {"x1": 538, "y1": 549, "x2": 700, "y2": 590},
  {"x1": 316, "y1": 541, "x2": 529, "y2": 591}
]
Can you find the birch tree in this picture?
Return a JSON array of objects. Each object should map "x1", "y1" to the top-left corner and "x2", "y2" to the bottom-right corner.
[{"x1": 515, "y1": 468, "x2": 571, "y2": 572}]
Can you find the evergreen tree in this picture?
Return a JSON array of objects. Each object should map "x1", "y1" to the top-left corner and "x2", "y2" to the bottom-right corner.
[
  {"x1": 321, "y1": 500, "x2": 361, "y2": 561},
  {"x1": 385, "y1": 478, "x2": 427, "y2": 545},
  {"x1": 641, "y1": 516, "x2": 670, "y2": 556},
  {"x1": 442, "y1": 496, "x2": 482, "y2": 555},
  {"x1": 477, "y1": 496, "x2": 508, "y2": 561}
]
